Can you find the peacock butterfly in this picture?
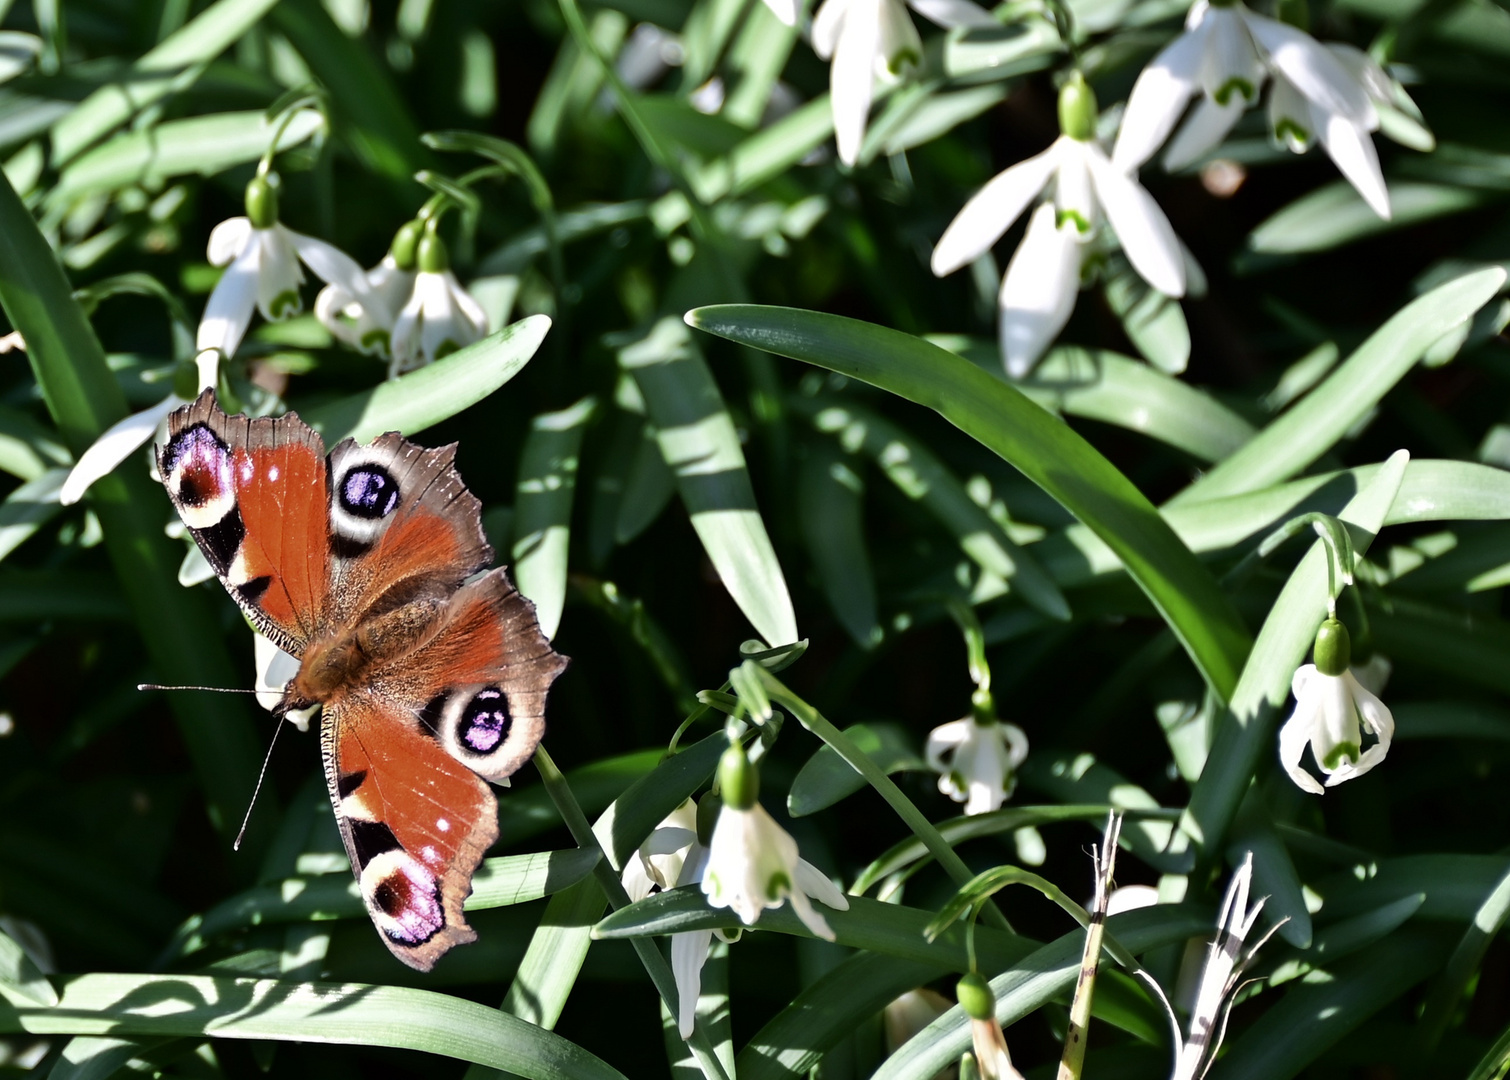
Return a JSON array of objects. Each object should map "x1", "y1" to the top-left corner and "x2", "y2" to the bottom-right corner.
[{"x1": 157, "y1": 390, "x2": 567, "y2": 970}]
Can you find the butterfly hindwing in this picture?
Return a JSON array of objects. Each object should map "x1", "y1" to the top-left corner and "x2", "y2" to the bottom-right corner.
[
  {"x1": 159, "y1": 390, "x2": 332, "y2": 653},
  {"x1": 322, "y1": 692, "x2": 498, "y2": 971}
]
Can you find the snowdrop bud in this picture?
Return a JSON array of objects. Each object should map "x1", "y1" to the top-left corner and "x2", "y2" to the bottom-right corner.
[
  {"x1": 956, "y1": 972, "x2": 996, "y2": 1020},
  {"x1": 418, "y1": 231, "x2": 450, "y2": 273},
  {"x1": 1313, "y1": 618, "x2": 1351, "y2": 677},
  {"x1": 391, "y1": 220, "x2": 424, "y2": 271},
  {"x1": 1058, "y1": 73, "x2": 1098, "y2": 142},
  {"x1": 245, "y1": 176, "x2": 278, "y2": 229},
  {"x1": 718, "y1": 743, "x2": 759, "y2": 810}
]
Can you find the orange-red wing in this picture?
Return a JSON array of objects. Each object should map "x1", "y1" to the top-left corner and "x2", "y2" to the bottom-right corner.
[
  {"x1": 321, "y1": 690, "x2": 499, "y2": 972},
  {"x1": 323, "y1": 434, "x2": 493, "y2": 629},
  {"x1": 368, "y1": 569, "x2": 567, "y2": 784},
  {"x1": 159, "y1": 391, "x2": 331, "y2": 653}
]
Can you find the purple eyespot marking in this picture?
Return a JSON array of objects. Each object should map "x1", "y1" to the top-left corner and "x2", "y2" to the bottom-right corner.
[
  {"x1": 166, "y1": 424, "x2": 232, "y2": 507},
  {"x1": 339, "y1": 464, "x2": 400, "y2": 520},
  {"x1": 460, "y1": 687, "x2": 511, "y2": 754},
  {"x1": 372, "y1": 858, "x2": 444, "y2": 945}
]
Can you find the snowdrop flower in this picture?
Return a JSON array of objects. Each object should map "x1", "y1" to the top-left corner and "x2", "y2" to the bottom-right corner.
[
  {"x1": 315, "y1": 220, "x2": 422, "y2": 361},
  {"x1": 932, "y1": 74, "x2": 1187, "y2": 375},
  {"x1": 955, "y1": 973, "x2": 1026, "y2": 1080},
  {"x1": 59, "y1": 351, "x2": 216, "y2": 506},
  {"x1": 925, "y1": 713, "x2": 1028, "y2": 815},
  {"x1": 253, "y1": 633, "x2": 315, "y2": 731},
  {"x1": 1172, "y1": 854, "x2": 1281, "y2": 1080},
  {"x1": 388, "y1": 229, "x2": 489, "y2": 378},
  {"x1": 199, "y1": 174, "x2": 370, "y2": 362},
  {"x1": 1112, "y1": 0, "x2": 1389, "y2": 217},
  {"x1": 1279, "y1": 617, "x2": 1394, "y2": 794},
  {"x1": 702, "y1": 741, "x2": 850, "y2": 940},
  {"x1": 813, "y1": 0, "x2": 997, "y2": 166},
  {"x1": 621, "y1": 799, "x2": 730, "y2": 1040}
]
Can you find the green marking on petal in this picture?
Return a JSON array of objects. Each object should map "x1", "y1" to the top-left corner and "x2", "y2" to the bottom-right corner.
[
  {"x1": 269, "y1": 291, "x2": 301, "y2": 320},
  {"x1": 360, "y1": 328, "x2": 391, "y2": 356},
  {"x1": 1056, "y1": 209, "x2": 1092, "y2": 234},
  {"x1": 434, "y1": 339, "x2": 461, "y2": 362},
  {"x1": 1322, "y1": 741, "x2": 1361, "y2": 769},
  {"x1": 1214, "y1": 78, "x2": 1255, "y2": 107},
  {"x1": 1274, "y1": 117, "x2": 1312, "y2": 148},
  {"x1": 766, "y1": 870, "x2": 792, "y2": 902},
  {"x1": 887, "y1": 47, "x2": 920, "y2": 76}
]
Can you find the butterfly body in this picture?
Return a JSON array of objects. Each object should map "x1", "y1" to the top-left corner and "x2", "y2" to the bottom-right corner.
[{"x1": 158, "y1": 391, "x2": 566, "y2": 970}]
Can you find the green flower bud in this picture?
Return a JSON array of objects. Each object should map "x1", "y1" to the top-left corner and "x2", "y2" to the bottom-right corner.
[
  {"x1": 1058, "y1": 73, "x2": 1098, "y2": 142},
  {"x1": 390, "y1": 219, "x2": 424, "y2": 271},
  {"x1": 956, "y1": 971, "x2": 996, "y2": 1020},
  {"x1": 959, "y1": 1052, "x2": 982, "y2": 1080},
  {"x1": 970, "y1": 687, "x2": 995, "y2": 725},
  {"x1": 417, "y1": 231, "x2": 450, "y2": 273},
  {"x1": 718, "y1": 742, "x2": 759, "y2": 811},
  {"x1": 245, "y1": 176, "x2": 279, "y2": 229},
  {"x1": 1313, "y1": 617, "x2": 1351, "y2": 677}
]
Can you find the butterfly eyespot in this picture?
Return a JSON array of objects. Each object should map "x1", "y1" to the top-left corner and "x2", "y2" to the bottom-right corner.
[
  {"x1": 361, "y1": 850, "x2": 445, "y2": 946},
  {"x1": 459, "y1": 687, "x2": 511, "y2": 754},
  {"x1": 339, "y1": 464, "x2": 401, "y2": 520},
  {"x1": 162, "y1": 424, "x2": 237, "y2": 524}
]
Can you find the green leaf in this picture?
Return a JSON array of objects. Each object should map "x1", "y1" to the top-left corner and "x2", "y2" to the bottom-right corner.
[
  {"x1": 498, "y1": 876, "x2": 606, "y2": 1030},
  {"x1": 0, "y1": 973, "x2": 629, "y2": 1080},
  {"x1": 596, "y1": 732, "x2": 728, "y2": 870},
  {"x1": 619, "y1": 317, "x2": 797, "y2": 647},
  {"x1": 688, "y1": 305, "x2": 1251, "y2": 701},
  {"x1": 0, "y1": 402, "x2": 71, "y2": 482},
  {"x1": 55, "y1": 110, "x2": 324, "y2": 199},
  {"x1": 1170, "y1": 270, "x2": 1506, "y2": 506},
  {"x1": 163, "y1": 849, "x2": 599, "y2": 962},
  {"x1": 1266, "y1": 893, "x2": 1425, "y2": 988},
  {"x1": 1103, "y1": 257, "x2": 1191, "y2": 374},
  {"x1": 269, "y1": 0, "x2": 425, "y2": 183},
  {"x1": 1315, "y1": 854, "x2": 1510, "y2": 923},
  {"x1": 1207, "y1": 930, "x2": 1444, "y2": 1080},
  {"x1": 788, "y1": 722, "x2": 924, "y2": 817},
  {"x1": 0, "y1": 164, "x2": 267, "y2": 849},
  {"x1": 49, "y1": 0, "x2": 284, "y2": 165},
  {"x1": 0, "y1": 925, "x2": 56, "y2": 1006},
  {"x1": 797, "y1": 394, "x2": 1070, "y2": 621},
  {"x1": 1246, "y1": 181, "x2": 1489, "y2": 257},
  {"x1": 1019, "y1": 755, "x2": 1176, "y2": 870},
  {"x1": 1180, "y1": 451, "x2": 1409, "y2": 871},
  {"x1": 796, "y1": 438, "x2": 882, "y2": 649},
  {"x1": 0, "y1": 468, "x2": 65, "y2": 564},
  {"x1": 1369, "y1": 595, "x2": 1510, "y2": 696},
  {"x1": 1041, "y1": 458, "x2": 1510, "y2": 588},
  {"x1": 302, "y1": 315, "x2": 551, "y2": 443},
  {"x1": 514, "y1": 396, "x2": 598, "y2": 641}
]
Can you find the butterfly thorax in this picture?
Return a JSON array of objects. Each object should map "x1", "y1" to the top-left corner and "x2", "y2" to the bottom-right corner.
[{"x1": 285, "y1": 590, "x2": 450, "y2": 709}]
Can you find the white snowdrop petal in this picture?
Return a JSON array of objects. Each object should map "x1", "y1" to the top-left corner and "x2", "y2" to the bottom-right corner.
[
  {"x1": 762, "y1": 0, "x2": 801, "y2": 26},
  {"x1": 923, "y1": 718, "x2": 971, "y2": 770},
  {"x1": 1112, "y1": 30, "x2": 1205, "y2": 171},
  {"x1": 1268, "y1": 75, "x2": 1314, "y2": 152},
  {"x1": 253, "y1": 633, "x2": 301, "y2": 712},
  {"x1": 196, "y1": 244, "x2": 262, "y2": 358},
  {"x1": 1278, "y1": 699, "x2": 1325, "y2": 795},
  {"x1": 1318, "y1": 109, "x2": 1391, "y2": 219},
  {"x1": 831, "y1": 0, "x2": 882, "y2": 165},
  {"x1": 931, "y1": 142, "x2": 1061, "y2": 275},
  {"x1": 255, "y1": 228, "x2": 306, "y2": 321},
  {"x1": 287, "y1": 228, "x2": 370, "y2": 294},
  {"x1": 1088, "y1": 150, "x2": 1186, "y2": 297},
  {"x1": 1199, "y1": 8, "x2": 1264, "y2": 106},
  {"x1": 671, "y1": 930, "x2": 714, "y2": 1039},
  {"x1": 787, "y1": 886, "x2": 836, "y2": 941},
  {"x1": 1244, "y1": 12, "x2": 1375, "y2": 124},
  {"x1": 907, "y1": 0, "x2": 997, "y2": 30},
  {"x1": 60, "y1": 394, "x2": 186, "y2": 505},
  {"x1": 1163, "y1": 94, "x2": 1245, "y2": 171},
  {"x1": 812, "y1": 0, "x2": 849, "y2": 59},
  {"x1": 998, "y1": 201, "x2": 1081, "y2": 377},
  {"x1": 794, "y1": 859, "x2": 851, "y2": 911},
  {"x1": 446, "y1": 271, "x2": 492, "y2": 339},
  {"x1": 206, "y1": 217, "x2": 253, "y2": 266}
]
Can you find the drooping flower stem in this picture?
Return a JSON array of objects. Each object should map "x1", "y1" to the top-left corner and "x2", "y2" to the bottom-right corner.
[
  {"x1": 531, "y1": 746, "x2": 734, "y2": 1080},
  {"x1": 750, "y1": 664, "x2": 1013, "y2": 932}
]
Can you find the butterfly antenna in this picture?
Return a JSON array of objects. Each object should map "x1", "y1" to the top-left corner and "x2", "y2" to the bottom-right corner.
[
  {"x1": 234, "y1": 716, "x2": 288, "y2": 852},
  {"x1": 138, "y1": 683, "x2": 259, "y2": 693}
]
